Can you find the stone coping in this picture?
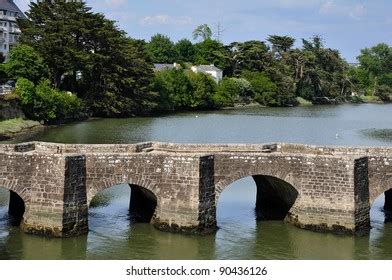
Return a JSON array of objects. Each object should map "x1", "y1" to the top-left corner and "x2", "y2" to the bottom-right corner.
[{"x1": 0, "y1": 141, "x2": 392, "y2": 157}]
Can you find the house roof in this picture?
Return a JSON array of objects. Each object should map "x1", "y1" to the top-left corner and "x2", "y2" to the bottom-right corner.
[
  {"x1": 194, "y1": 65, "x2": 222, "y2": 72},
  {"x1": 154, "y1": 64, "x2": 176, "y2": 71},
  {"x1": 0, "y1": 0, "x2": 26, "y2": 19}
]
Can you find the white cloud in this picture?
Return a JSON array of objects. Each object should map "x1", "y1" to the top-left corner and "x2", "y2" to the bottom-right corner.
[
  {"x1": 319, "y1": 1, "x2": 367, "y2": 20},
  {"x1": 105, "y1": 0, "x2": 126, "y2": 7},
  {"x1": 268, "y1": 0, "x2": 322, "y2": 8},
  {"x1": 140, "y1": 15, "x2": 193, "y2": 26},
  {"x1": 349, "y1": 4, "x2": 367, "y2": 20},
  {"x1": 319, "y1": 1, "x2": 339, "y2": 15}
]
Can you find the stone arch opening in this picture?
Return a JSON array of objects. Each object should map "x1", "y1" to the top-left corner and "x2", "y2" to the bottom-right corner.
[
  {"x1": 0, "y1": 187, "x2": 25, "y2": 226},
  {"x1": 89, "y1": 184, "x2": 158, "y2": 224},
  {"x1": 372, "y1": 188, "x2": 392, "y2": 223},
  {"x1": 217, "y1": 174, "x2": 299, "y2": 223},
  {"x1": 253, "y1": 175, "x2": 299, "y2": 221}
]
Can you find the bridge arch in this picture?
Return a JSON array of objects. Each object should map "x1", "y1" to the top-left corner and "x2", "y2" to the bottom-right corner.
[
  {"x1": 215, "y1": 168, "x2": 300, "y2": 222},
  {"x1": 0, "y1": 179, "x2": 29, "y2": 226},
  {"x1": 87, "y1": 176, "x2": 159, "y2": 224}
]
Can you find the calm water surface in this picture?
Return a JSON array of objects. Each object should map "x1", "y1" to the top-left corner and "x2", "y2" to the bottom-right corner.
[{"x1": 2, "y1": 104, "x2": 392, "y2": 260}]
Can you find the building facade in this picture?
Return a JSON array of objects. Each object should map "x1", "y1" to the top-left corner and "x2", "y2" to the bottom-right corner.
[
  {"x1": 0, "y1": 0, "x2": 25, "y2": 60},
  {"x1": 191, "y1": 65, "x2": 223, "y2": 83}
]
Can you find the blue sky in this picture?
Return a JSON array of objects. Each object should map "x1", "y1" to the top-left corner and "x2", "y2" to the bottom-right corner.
[{"x1": 15, "y1": 0, "x2": 392, "y2": 62}]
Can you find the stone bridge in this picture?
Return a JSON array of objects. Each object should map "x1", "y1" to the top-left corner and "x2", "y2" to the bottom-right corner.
[{"x1": 1, "y1": 141, "x2": 392, "y2": 238}]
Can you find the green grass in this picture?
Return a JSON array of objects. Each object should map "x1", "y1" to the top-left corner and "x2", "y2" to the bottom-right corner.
[
  {"x1": 296, "y1": 97, "x2": 313, "y2": 106},
  {"x1": 360, "y1": 95, "x2": 382, "y2": 103},
  {"x1": 0, "y1": 118, "x2": 41, "y2": 136}
]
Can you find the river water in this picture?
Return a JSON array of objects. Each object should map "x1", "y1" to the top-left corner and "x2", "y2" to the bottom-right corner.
[{"x1": 1, "y1": 104, "x2": 392, "y2": 260}]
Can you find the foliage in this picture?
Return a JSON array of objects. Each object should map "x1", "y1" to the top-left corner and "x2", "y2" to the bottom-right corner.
[
  {"x1": 147, "y1": 34, "x2": 178, "y2": 63},
  {"x1": 175, "y1": 39, "x2": 195, "y2": 63},
  {"x1": 194, "y1": 39, "x2": 231, "y2": 72},
  {"x1": 241, "y1": 71, "x2": 278, "y2": 106},
  {"x1": 187, "y1": 72, "x2": 217, "y2": 109},
  {"x1": 232, "y1": 78, "x2": 253, "y2": 101},
  {"x1": 374, "y1": 85, "x2": 392, "y2": 102},
  {"x1": 214, "y1": 78, "x2": 237, "y2": 107},
  {"x1": 15, "y1": 78, "x2": 81, "y2": 124},
  {"x1": 150, "y1": 69, "x2": 193, "y2": 110},
  {"x1": 18, "y1": 1, "x2": 154, "y2": 117},
  {"x1": 231, "y1": 41, "x2": 271, "y2": 75},
  {"x1": 267, "y1": 35, "x2": 295, "y2": 57},
  {"x1": 192, "y1": 24, "x2": 212, "y2": 42},
  {"x1": 4, "y1": 44, "x2": 48, "y2": 84}
]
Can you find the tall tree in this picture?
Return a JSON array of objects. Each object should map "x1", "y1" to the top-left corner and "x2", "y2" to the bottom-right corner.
[
  {"x1": 192, "y1": 24, "x2": 212, "y2": 42},
  {"x1": 267, "y1": 35, "x2": 295, "y2": 57},
  {"x1": 357, "y1": 43, "x2": 392, "y2": 90},
  {"x1": 231, "y1": 40, "x2": 271, "y2": 75},
  {"x1": 194, "y1": 39, "x2": 231, "y2": 72},
  {"x1": 147, "y1": 34, "x2": 178, "y2": 63},
  {"x1": 175, "y1": 38, "x2": 195, "y2": 63},
  {"x1": 5, "y1": 44, "x2": 48, "y2": 84},
  {"x1": 18, "y1": 1, "x2": 155, "y2": 116}
]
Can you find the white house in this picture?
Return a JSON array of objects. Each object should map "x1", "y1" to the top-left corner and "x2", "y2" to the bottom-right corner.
[
  {"x1": 191, "y1": 64, "x2": 223, "y2": 83},
  {"x1": 0, "y1": 0, "x2": 25, "y2": 60},
  {"x1": 153, "y1": 63, "x2": 181, "y2": 72}
]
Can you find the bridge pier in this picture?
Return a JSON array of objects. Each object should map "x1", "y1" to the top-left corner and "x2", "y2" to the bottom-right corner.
[
  {"x1": 151, "y1": 155, "x2": 217, "y2": 234},
  {"x1": 21, "y1": 155, "x2": 88, "y2": 238},
  {"x1": 284, "y1": 157, "x2": 370, "y2": 235}
]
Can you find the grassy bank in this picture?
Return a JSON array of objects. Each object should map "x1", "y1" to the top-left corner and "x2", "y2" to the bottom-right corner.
[{"x1": 0, "y1": 118, "x2": 42, "y2": 140}]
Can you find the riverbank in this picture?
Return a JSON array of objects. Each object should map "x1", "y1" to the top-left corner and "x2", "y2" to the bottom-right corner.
[{"x1": 0, "y1": 118, "x2": 43, "y2": 141}]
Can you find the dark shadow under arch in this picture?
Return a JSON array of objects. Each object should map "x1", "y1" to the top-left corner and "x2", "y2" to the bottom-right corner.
[
  {"x1": 89, "y1": 184, "x2": 158, "y2": 224},
  {"x1": 129, "y1": 184, "x2": 157, "y2": 223},
  {"x1": 381, "y1": 189, "x2": 392, "y2": 223},
  {"x1": 0, "y1": 188, "x2": 25, "y2": 226},
  {"x1": 217, "y1": 174, "x2": 299, "y2": 223},
  {"x1": 253, "y1": 175, "x2": 299, "y2": 221}
]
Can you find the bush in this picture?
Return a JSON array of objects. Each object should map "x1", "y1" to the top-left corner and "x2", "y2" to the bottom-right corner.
[
  {"x1": 241, "y1": 71, "x2": 278, "y2": 106},
  {"x1": 16, "y1": 78, "x2": 82, "y2": 124},
  {"x1": 374, "y1": 85, "x2": 392, "y2": 102},
  {"x1": 214, "y1": 78, "x2": 237, "y2": 107},
  {"x1": 187, "y1": 72, "x2": 217, "y2": 109}
]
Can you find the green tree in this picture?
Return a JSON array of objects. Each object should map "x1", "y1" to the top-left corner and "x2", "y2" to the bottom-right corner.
[
  {"x1": 15, "y1": 78, "x2": 81, "y2": 124},
  {"x1": 194, "y1": 39, "x2": 230, "y2": 71},
  {"x1": 357, "y1": 43, "x2": 392, "y2": 91},
  {"x1": 231, "y1": 41, "x2": 271, "y2": 75},
  {"x1": 175, "y1": 39, "x2": 195, "y2": 63},
  {"x1": 192, "y1": 24, "x2": 212, "y2": 42},
  {"x1": 267, "y1": 35, "x2": 295, "y2": 57},
  {"x1": 374, "y1": 85, "x2": 392, "y2": 102},
  {"x1": 188, "y1": 72, "x2": 217, "y2": 109},
  {"x1": 147, "y1": 34, "x2": 178, "y2": 63},
  {"x1": 5, "y1": 44, "x2": 48, "y2": 84},
  {"x1": 18, "y1": 1, "x2": 155, "y2": 117},
  {"x1": 214, "y1": 78, "x2": 237, "y2": 107},
  {"x1": 241, "y1": 71, "x2": 278, "y2": 106}
]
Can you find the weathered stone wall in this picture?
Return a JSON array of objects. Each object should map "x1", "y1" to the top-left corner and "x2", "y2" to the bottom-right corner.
[
  {"x1": 85, "y1": 152, "x2": 214, "y2": 234},
  {"x1": 213, "y1": 153, "x2": 369, "y2": 234},
  {"x1": 62, "y1": 156, "x2": 88, "y2": 237},
  {"x1": 354, "y1": 157, "x2": 370, "y2": 233},
  {"x1": 1, "y1": 141, "x2": 390, "y2": 237}
]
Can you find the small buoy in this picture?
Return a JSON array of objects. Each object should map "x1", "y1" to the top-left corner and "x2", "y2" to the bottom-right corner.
[
  {"x1": 195, "y1": 115, "x2": 199, "y2": 118},
  {"x1": 336, "y1": 133, "x2": 339, "y2": 139}
]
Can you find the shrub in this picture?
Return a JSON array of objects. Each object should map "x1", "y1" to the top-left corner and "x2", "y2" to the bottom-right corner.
[{"x1": 16, "y1": 78, "x2": 81, "y2": 124}]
